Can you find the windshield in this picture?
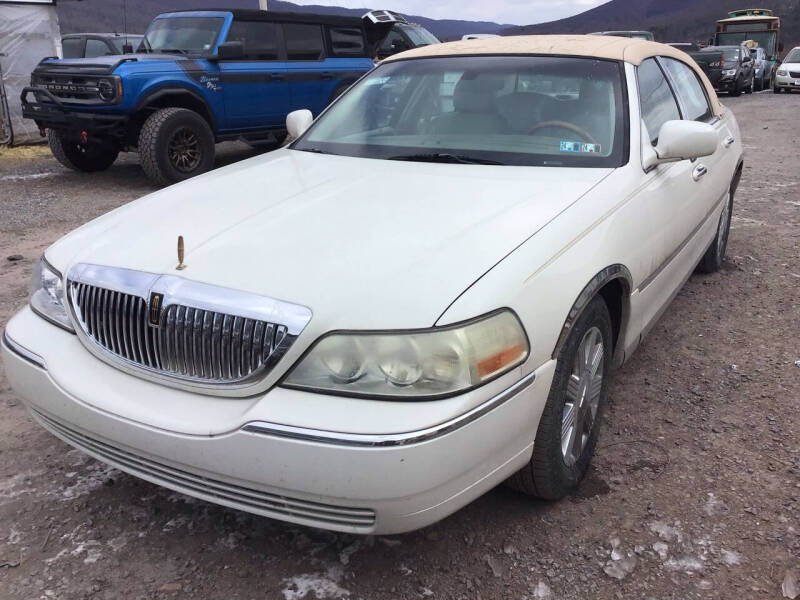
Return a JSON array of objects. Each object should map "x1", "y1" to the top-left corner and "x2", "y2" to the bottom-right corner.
[
  {"x1": 294, "y1": 56, "x2": 626, "y2": 168},
  {"x1": 399, "y1": 24, "x2": 440, "y2": 47},
  {"x1": 140, "y1": 17, "x2": 224, "y2": 55},
  {"x1": 785, "y1": 48, "x2": 800, "y2": 62},
  {"x1": 702, "y1": 47, "x2": 740, "y2": 67},
  {"x1": 717, "y1": 31, "x2": 776, "y2": 57}
]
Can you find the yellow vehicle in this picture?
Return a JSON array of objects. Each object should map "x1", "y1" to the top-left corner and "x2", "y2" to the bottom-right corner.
[{"x1": 715, "y1": 8, "x2": 781, "y2": 81}]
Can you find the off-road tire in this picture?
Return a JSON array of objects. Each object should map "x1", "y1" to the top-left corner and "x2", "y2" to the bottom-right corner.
[
  {"x1": 697, "y1": 188, "x2": 734, "y2": 273},
  {"x1": 730, "y1": 77, "x2": 743, "y2": 97},
  {"x1": 138, "y1": 107, "x2": 215, "y2": 186},
  {"x1": 48, "y1": 130, "x2": 118, "y2": 172},
  {"x1": 506, "y1": 296, "x2": 612, "y2": 500}
]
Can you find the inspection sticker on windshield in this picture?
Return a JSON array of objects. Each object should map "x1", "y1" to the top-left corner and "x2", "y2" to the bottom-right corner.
[{"x1": 560, "y1": 141, "x2": 601, "y2": 154}]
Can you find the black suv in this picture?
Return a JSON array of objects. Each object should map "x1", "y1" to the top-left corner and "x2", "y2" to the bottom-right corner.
[{"x1": 689, "y1": 45, "x2": 755, "y2": 96}]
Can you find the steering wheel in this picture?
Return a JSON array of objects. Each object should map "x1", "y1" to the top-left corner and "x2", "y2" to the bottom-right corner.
[{"x1": 527, "y1": 120, "x2": 598, "y2": 146}]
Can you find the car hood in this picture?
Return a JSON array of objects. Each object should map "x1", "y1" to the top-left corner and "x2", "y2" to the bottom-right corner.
[
  {"x1": 49, "y1": 150, "x2": 612, "y2": 330},
  {"x1": 780, "y1": 61, "x2": 800, "y2": 70}
]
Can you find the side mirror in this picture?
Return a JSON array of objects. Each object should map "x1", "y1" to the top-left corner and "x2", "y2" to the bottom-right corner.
[
  {"x1": 643, "y1": 120, "x2": 717, "y2": 170},
  {"x1": 286, "y1": 109, "x2": 313, "y2": 140},
  {"x1": 215, "y1": 41, "x2": 244, "y2": 60}
]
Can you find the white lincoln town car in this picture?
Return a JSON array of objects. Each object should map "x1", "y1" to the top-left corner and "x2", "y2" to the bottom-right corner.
[{"x1": 2, "y1": 36, "x2": 743, "y2": 534}]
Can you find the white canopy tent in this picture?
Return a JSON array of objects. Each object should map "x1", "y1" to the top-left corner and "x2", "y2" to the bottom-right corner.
[{"x1": 0, "y1": 0, "x2": 62, "y2": 145}]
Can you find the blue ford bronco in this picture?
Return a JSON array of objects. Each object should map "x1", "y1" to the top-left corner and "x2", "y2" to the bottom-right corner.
[{"x1": 21, "y1": 9, "x2": 400, "y2": 184}]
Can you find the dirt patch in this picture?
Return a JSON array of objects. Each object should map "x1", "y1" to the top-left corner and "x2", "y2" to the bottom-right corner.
[{"x1": 1, "y1": 93, "x2": 799, "y2": 599}]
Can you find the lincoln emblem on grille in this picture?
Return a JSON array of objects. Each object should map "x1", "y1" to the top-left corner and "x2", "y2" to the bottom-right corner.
[{"x1": 149, "y1": 293, "x2": 163, "y2": 327}]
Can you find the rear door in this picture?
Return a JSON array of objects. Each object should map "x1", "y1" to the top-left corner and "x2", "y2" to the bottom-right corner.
[
  {"x1": 282, "y1": 22, "x2": 330, "y2": 115},
  {"x1": 218, "y1": 19, "x2": 289, "y2": 131}
]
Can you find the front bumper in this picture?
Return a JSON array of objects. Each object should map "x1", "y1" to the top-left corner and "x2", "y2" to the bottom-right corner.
[
  {"x1": 774, "y1": 73, "x2": 800, "y2": 89},
  {"x1": 714, "y1": 77, "x2": 737, "y2": 92},
  {"x1": 20, "y1": 87, "x2": 128, "y2": 135},
  {"x1": 2, "y1": 307, "x2": 555, "y2": 534}
]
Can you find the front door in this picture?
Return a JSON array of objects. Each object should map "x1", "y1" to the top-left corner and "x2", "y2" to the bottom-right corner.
[{"x1": 218, "y1": 20, "x2": 289, "y2": 131}]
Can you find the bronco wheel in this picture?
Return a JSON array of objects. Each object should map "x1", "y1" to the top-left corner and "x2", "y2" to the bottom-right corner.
[
  {"x1": 506, "y1": 296, "x2": 612, "y2": 500},
  {"x1": 697, "y1": 188, "x2": 733, "y2": 273},
  {"x1": 138, "y1": 107, "x2": 215, "y2": 185},
  {"x1": 48, "y1": 130, "x2": 118, "y2": 172}
]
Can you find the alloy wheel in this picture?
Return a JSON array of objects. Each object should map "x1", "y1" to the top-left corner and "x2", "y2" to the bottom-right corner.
[
  {"x1": 168, "y1": 127, "x2": 202, "y2": 173},
  {"x1": 561, "y1": 326, "x2": 604, "y2": 467}
]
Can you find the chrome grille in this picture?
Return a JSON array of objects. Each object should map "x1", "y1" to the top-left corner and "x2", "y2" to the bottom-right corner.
[{"x1": 69, "y1": 280, "x2": 292, "y2": 385}]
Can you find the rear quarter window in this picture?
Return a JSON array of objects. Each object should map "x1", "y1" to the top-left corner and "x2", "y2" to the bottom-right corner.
[{"x1": 328, "y1": 27, "x2": 365, "y2": 56}]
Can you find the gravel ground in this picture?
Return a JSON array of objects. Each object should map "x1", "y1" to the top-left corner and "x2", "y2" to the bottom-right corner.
[{"x1": 0, "y1": 92, "x2": 799, "y2": 600}]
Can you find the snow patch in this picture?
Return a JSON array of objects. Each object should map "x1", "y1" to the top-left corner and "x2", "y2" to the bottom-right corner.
[{"x1": 282, "y1": 566, "x2": 350, "y2": 600}]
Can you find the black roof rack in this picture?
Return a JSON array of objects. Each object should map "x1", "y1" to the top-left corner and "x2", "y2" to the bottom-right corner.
[{"x1": 164, "y1": 9, "x2": 365, "y2": 28}]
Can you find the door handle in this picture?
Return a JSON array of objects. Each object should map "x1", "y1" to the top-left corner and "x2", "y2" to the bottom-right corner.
[
  {"x1": 692, "y1": 164, "x2": 708, "y2": 181},
  {"x1": 723, "y1": 135, "x2": 735, "y2": 148}
]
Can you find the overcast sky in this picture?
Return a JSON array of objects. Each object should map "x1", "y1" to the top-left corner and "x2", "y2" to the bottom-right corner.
[{"x1": 288, "y1": 0, "x2": 607, "y2": 26}]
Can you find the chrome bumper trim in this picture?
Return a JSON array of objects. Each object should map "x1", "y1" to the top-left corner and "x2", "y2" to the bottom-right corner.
[
  {"x1": 242, "y1": 371, "x2": 536, "y2": 447},
  {"x1": 2, "y1": 330, "x2": 46, "y2": 369}
]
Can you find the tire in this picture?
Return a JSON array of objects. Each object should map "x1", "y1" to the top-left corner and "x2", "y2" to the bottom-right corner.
[
  {"x1": 48, "y1": 130, "x2": 118, "y2": 172},
  {"x1": 138, "y1": 107, "x2": 215, "y2": 185},
  {"x1": 774, "y1": 85, "x2": 782, "y2": 94},
  {"x1": 697, "y1": 188, "x2": 733, "y2": 273},
  {"x1": 755, "y1": 75, "x2": 763, "y2": 91},
  {"x1": 506, "y1": 296, "x2": 612, "y2": 500},
  {"x1": 730, "y1": 77, "x2": 742, "y2": 97},
  {"x1": 744, "y1": 77, "x2": 754, "y2": 94}
]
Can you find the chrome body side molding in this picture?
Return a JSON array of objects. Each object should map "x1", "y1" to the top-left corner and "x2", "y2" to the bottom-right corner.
[
  {"x1": 243, "y1": 371, "x2": 537, "y2": 447},
  {"x1": 2, "y1": 330, "x2": 46, "y2": 369}
]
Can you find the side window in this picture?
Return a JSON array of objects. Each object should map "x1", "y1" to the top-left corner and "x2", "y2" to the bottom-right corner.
[
  {"x1": 61, "y1": 38, "x2": 83, "y2": 58},
  {"x1": 225, "y1": 20, "x2": 279, "y2": 60},
  {"x1": 283, "y1": 24, "x2": 324, "y2": 61},
  {"x1": 329, "y1": 27, "x2": 364, "y2": 56},
  {"x1": 378, "y1": 29, "x2": 405, "y2": 53},
  {"x1": 85, "y1": 38, "x2": 113, "y2": 58},
  {"x1": 660, "y1": 58, "x2": 713, "y2": 122},
  {"x1": 637, "y1": 57, "x2": 680, "y2": 145}
]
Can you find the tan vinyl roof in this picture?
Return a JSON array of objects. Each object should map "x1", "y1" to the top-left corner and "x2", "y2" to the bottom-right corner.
[{"x1": 385, "y1": 35, "x2": 724, "y2": 116}]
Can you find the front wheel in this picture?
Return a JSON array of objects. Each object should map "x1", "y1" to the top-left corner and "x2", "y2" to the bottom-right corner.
[
  {"x1": 48, "y1": 130, "x2": 118, "y2": 172},
  {"x1": 506, "y1": 296, "x2": 612, "y2": 499},
  {"x1": 138, "y1": 107, "x2": 215, "y2": 186},
  {"x1": 697, "y1": 191, "x2": 733, "y2": 273}
]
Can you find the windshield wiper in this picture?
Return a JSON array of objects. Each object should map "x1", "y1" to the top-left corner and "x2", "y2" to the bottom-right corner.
[
  {"x1": 388, "y1": 153, "x2": 504, "y2": 165},
  {"x1": 158, "y1": 48, "x2": 189, "y2": 55},
  {"x1": 295, "y1": 147, "x2": 329, "y2": 155}
]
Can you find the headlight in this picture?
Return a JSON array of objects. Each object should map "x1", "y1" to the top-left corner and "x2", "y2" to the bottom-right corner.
[
  {"x1": 722, "y1": 69, "x2": 737, "y2": 77},
  {"x1": 283, "y1": 310, "x2": 529, "y2": 399},
  {"x1": 777, "y1": 70, "x2": 788, "y2": 76},
  {"x1": 30, "y1": 257, "x2": 74, "y2": 332},
  {"x1": 97, "y1": 79, "x2": 115, "y2": 101}
]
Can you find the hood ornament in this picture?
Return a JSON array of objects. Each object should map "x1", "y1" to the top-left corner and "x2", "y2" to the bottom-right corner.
[{"x1": 176, "y1": 235, "x2": 187, "y2": 271}]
